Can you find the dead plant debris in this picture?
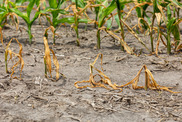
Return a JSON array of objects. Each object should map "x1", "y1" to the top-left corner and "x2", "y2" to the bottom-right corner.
[{"x1": 75, "y1": 53, "x2": 181, "y2": 93}]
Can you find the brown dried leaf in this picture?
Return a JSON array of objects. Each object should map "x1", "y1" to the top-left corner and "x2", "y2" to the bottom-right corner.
[
  {"x1": 155, "y1": 13, "x2": 162, "y2": 25},
  {"x1": 50, "y1": 49, "x2": 59, "y2": 80},
  {"x1": 176, "y1": 42, "x2": 182, "y2": 51},
  {"x1": 43, "y1": 37, "x2": 52, "y2": 77}
]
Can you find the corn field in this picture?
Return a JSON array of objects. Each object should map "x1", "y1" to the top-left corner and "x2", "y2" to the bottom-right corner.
[{"x1": 0, "y1": 0, "x2": 182, "y2": 121}]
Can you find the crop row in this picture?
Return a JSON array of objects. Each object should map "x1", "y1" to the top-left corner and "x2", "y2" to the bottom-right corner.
[{"x1": 1, "y1": 0, "x2": 181, "y2": 54}]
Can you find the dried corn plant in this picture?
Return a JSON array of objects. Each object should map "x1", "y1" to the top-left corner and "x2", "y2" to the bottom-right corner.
[
  {"x1": 43, "y1": 28, "x2": 60, "y2": 81},
  {"x1": 116, "y1": 65, "x2": 181, "y2": 93},
  {"x1": 2, "y1": 37, "x2": 24, "y2": 79},
  {"x1": 74, "y1": 53, "x2": 123, "y2": 91},
  {"x1": 75, "y1": 54, "x2": 180, "y2": 93}
]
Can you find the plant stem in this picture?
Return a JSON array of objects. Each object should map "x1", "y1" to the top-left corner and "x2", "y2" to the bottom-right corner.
[
  {"x1": 74, "y1": 14, "x2": 80, "y2": 46},
  {"x1": 150, "y1": 15, "x2": 155, "y2": 52},
  {"x1": 75, "y1": 24, "x2": 80, "y2": 46},
  {"x1": 145, "y1": 70, "x2": 149, "y2": 91},
  {"x1": 5, "y1": 50, "x2": 8, "y2": 73},
  {"x1": 115, "y1": 0, "x2": 124, "y2": 51},
  {"x1": 118, "y1": 13, "x2": 124, "y2": 51},
  {"x1": 44, "y1": 56, "x2": 47, "y2": 78},
  {"x1": 27, "y1": 25, "x2": 33, "y2": 44},
  {"x1": 97, "y1": 30, "x2": 101, "y2": 49},
  {"x1": 167, "y1": 31, "x2": 171, "y2": 54},
  {"x1": 95, "y1": 14, "x2": 98, "y2": 28},
  {"x1": 53, "y1": 30, "x2": 56, "y2": 45}
]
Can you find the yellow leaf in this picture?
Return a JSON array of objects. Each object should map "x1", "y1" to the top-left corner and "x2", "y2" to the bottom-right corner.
[
  {"x1": 50, "y1": 49, "x2": 59, "y2": 80},
  {"x1": 43, "y1": 37, "x2": 52, "y2": 77}
]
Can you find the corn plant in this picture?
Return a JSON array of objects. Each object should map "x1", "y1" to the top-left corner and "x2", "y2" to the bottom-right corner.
[
  {"x1": 0, "y1": 1, "x2": 19, "y2": 28},
  {"x1": 115, "y1": 0, "x2": 132, "y2": 50},
  {"x1": 71, "y1": 0, "x2": 86, "y2": 46},
  {"x1": 156, "y1": 0, "x2": 182, "y2": 54},
  {"x1": 56, "y1": 0, "x2": 92, "y2": 46},
  {"x1": 96, "y1": 0, "x2": 116, "y2": 49},
  {"x1": 43, "y1": 26, "x2": 60, "y2": 81},
  {"x1": 0, "y1": 27, "x2": 24, "y2": 79},
  {"x1": 70, "y1": 0, "x2": 95, "y2": 46},
  {"x1": 166, "y1": 3, "x2": 181, "y2": 54},
  {"x1": 91, "y1": 0, "x2": 105, "y2": 28},
  {"x1": 9, "y1": 0, "x2": 41, "y2": 44},
  {"x1": 42, "y1": 0, "x2": 68, "y2": 44},
  {"x1": 135, "y1": 0, "x2": 156, "y2": 52}
]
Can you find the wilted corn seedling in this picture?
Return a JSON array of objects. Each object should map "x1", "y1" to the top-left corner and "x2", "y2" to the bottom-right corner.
[
  {"x1": 1, "y1": 36, "x2": 24, "y2": 79},
  {"x1": 116, "y1": 65, "x2": 181, "y2": 93},
  {"x1": 75, "y1": 54, "x2": 180, "y2": 93},
  {"x1": 74, "y1": 53, "x2": 123, "y2": 91},
  {"x1": 43, "y1": 28, "x2": 59, "y2": 81}
]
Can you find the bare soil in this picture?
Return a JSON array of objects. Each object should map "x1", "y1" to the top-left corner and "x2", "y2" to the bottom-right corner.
[{"x1": 0, "y1": 10, "x2": 182, "y2": 122}]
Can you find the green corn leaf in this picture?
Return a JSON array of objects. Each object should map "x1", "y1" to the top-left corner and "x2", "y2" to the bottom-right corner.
[
  {"x1": 98, "y1": 0, "x2": 108, "y2": 19},
  {"x1": 167, "y1": 4, "x2": 171, "y2": 20},
  {"x1": 98, "y1": 0, "x2": 116, "y2": 27},
  {"x1": 30, "y1": 11, "x2": 40, "y2": 25},
  {"x1": 27, "y1": 0, "x2": 36, "y2": 18},
  {"x1": 115, "y1": 0, "x2": 125, "y2": 11},
  {"x1": 153, "y1": 0, "x2": 160, "y2": 13},
  {"x1": 78, "y1": 18, "x2": 91, "y2": 23},
  {"x1": 45, "y1": 8, "x2": 68, "y2": 15},
  {"x1": 106, "y1": 18, "x2": 112, "y2": 30},
  {"x1": 55, "y1": 17, "x2": 74, "y2": 26},
  {"x1": 0, "y1": 6, "x2": 8, "y2": 26},
  {"x1": 15, "y1": 0, "x2": 29, "y2": 6},
  {"x1": 7, "y1": 1, "x2": 17, "y2": 8},
  {"x1": 143, "y1": 12, "x2": 151, "y2": 25},
  {"x1": 172, "y1": 24, "x2": 180, "y2": 41},
  {"x1": 9, "y1": 8, "x2": 29, "y2": 24},
  {"x1": 49, "y1": 0, "x2": 57, "y2": 9},
  {"x1": 58, "y1": 0, "x2": 66, "y2": 9},
  {"x1": 72, "y1": 0, "x2": 85, "y2": 8},
  {"x1": 55, "y1": 17, "x2": 91, "y2": 26},
  {"x1": 114, "y1": 15, "x2": 120, "y2": 28},
  {"x1": 167, "y1": 17, "x2": 176, "y2": 32},
  {"x1": 171, "y1": 0, "x2": 182, "y2": 9},
  {"x1": 36, "y1": 0, "x2": 40, "y2": 7},
  {"x1": 171, "y1": 18, "x2": 181, "y2": 43}
]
